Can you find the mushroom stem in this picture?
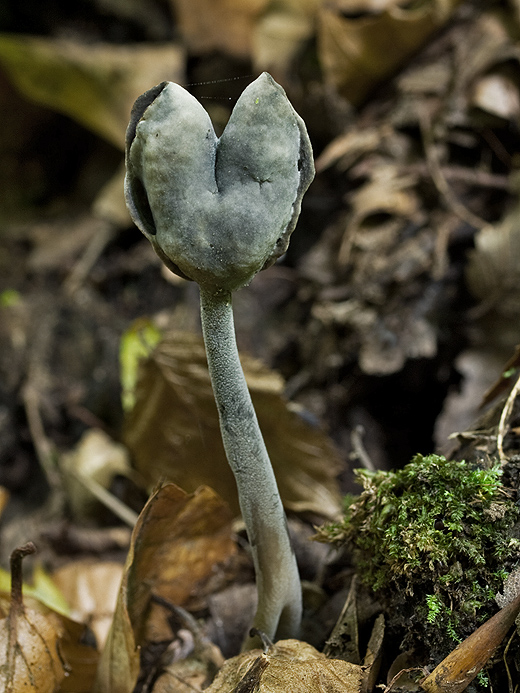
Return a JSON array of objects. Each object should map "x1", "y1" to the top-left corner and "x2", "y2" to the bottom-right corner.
[{"x1": 199, "y1": 287, "x2": 301, "y2": 647}]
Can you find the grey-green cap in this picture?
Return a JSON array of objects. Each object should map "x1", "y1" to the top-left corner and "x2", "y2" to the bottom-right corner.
[{"x1": 125, "y1": 72, "x2": 315, "y2": 292}]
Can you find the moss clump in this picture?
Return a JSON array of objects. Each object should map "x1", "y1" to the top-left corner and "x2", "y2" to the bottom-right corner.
[{"x1": 318, "y1": 454, "x2": 520, "y2": 656}]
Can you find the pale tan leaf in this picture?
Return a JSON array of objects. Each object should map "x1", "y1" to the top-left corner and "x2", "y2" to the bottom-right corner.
[
  {"x1": 60, "y1": 429, "x2": 131, "y2": 521},
  {"x1": 317, "y1": 0, "x2": 461, "y2": 103},
  {"x1": 0, "y1": 35, "x2": 184, "y2": 148},
  {"x1": 52, "y1": 561, "x2": 124, "y2": 651},
  {"x1": 92, "y1": 584, "x2": 138, "y2": 693},
  {"x1": 471, "y1": 73, "x2": 520, "y2": 121},
  {"x1": 205, "y1": 639, "x2": 363, "y2": 692},
  {"x1": 315, "y1": 127, "x2": 385, "y2": 173},
  {"x1": 465, "y1": 202, "x2": 520, "y2": 315},
  {"x1": 252, "y1": 0, "x2": 319, "y2": 80},
  {"x1": 124, "y1": 331, "x2": 343, "y2": 519}
]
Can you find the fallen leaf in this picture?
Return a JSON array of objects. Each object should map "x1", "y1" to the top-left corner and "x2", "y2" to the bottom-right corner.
[
  {"x1": 315, "y1": 127, "x2": 386, "y2": 173},
  {"x1": 0, "y1": 544, "x2": 65, "y2": 693},
  {"x1": 471, "y1": 72, "x2": 520, "y2": 121},
  {"x1": 168, "y1": 0, "x2": 268, "y2": 59},
  {"x1": 480, "y1": 344, "x2": 520, "y2": 408},
  {"x1": 52, "y1": 561, "x2": 124, "y2": 650},
  {"x1": 0, "y1": 544, "x2": 98, "y2": 693},
  {"x1": 496, "y1": 565, "x2": 520, "y2": 610},
  {"x1": 205, "y1": 638, "x2": 363, "y2": 692},
  {"x1": 26, "y1": 216, "x2": 109, "y2": 274},
  {"x1": 0, "y1": 34, "x2": 184, "y2": 148},
  {"x1": 93, "y1": 483, "x2": 235, "y2": 693},
  {"x1": 0, "y1": 487, "x2": 8, "y2": 519},
  {"x1": 317, "y1": 0, "x2": 461, "y2": 103},
  {"x1": 363, "y1": 613, "x2": 385, "y2": 692},
  {"x1": 55, "y1": 615, "x2": 99, "y2": 693},
  {"x1": 123, "y1": 331, "x2": 343, "y2": 519},
  {"x1": 252, "y1": 0, "x2": 319, "y2": 81},
  {"x1": 0, "y1": 602, "x2": 65, "y2": 693},
  {"x1": 465, "y1": 201, "x2": 520, "y2": 316}
]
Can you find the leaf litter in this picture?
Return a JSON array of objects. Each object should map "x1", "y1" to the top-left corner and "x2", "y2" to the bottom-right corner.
[{"x1": 124, "y1": 330, "x2": 343, "y2": 520}]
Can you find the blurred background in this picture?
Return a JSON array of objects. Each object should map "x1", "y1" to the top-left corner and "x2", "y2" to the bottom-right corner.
[{"x1": 1, "y1": 0, "x2": 520, "y2": 535}]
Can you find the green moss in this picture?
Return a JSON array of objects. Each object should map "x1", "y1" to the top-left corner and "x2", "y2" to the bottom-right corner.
[{"x1": 318, "y1": 454, "x2": 520, "y2": 654}]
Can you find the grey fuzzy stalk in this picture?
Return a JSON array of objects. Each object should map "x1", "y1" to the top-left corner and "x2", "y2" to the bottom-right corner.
[{"x1": 199, "y1": 287, "x2": 301, "y2": 646}]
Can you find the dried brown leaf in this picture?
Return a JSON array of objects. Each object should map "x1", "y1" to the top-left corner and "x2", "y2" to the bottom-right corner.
[
  {"x1": 466, "y1": 202, "x2": 520, "y2": 315},
  {"x1": 55, "y1": 615, "x2": 99, "y2": 693},
  {"x1": 153, "y1": 643, "x2": 223, "y2": 693},
  {"x1": 124, "y1": 331, "x2": 342, "y2": 519},
  {"x1": 317, "y1": 0, "x2": 461, "y2": 103},
  {"x1": 0, "y1": 599, "x2": 66, "y2": 693},
  {"x1": 205, "y1": 639, "x2": 363, "y2": 692},
  {"x1": 0, "y1": 546, "x2": 97, "y2": 693},
  {"x1": 93, "y1": 483, "x2": 235, "y2": 693}
]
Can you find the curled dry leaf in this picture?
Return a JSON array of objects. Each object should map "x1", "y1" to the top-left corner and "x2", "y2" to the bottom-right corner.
[
  {"x1": 317, "y1": 0, "x2": 461, "y2": 103},
  {"x1": 0, "y1": 599, "x2": 98, "y2": 693},
  {"x1": 307, "y1": 158, "x2": 435, "y2": 376},
  {"x1": 152, "y1": 636, "x2": 224, "y2": 693},
  {"x1": 93, "y1": 483, "x2": 235, "y2": 693},
  {"x1": 124, "y1": 331, "x2": 343, "y2": 519},
  {"x1": 496, "y1": 565, "x2": 520, "y2": 611},
  {"x1": 205, "y1": 638, "x2": 363, "y2": 693}
]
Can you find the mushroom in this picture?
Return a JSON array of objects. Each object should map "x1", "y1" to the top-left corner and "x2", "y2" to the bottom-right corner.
[{"x1": 124, "y1": 73, "x2": 315, "y2": 646}]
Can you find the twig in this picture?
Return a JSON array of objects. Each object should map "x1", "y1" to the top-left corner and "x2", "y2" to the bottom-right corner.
[
  {"x1": 503, "y1": 630, "x2": 517, "y2": 693},
  {"x1": 402, "y1": 162, "x2": 511, "y2": 191},
  {"x1": 350, "y1": 425, "x2": 375, "y2": 471},
  {"x1": 497, "y1": 373, "x2": 520, "y2": 465},
  {"x1": 64, "y1": 221, "x2": 114, "y2": 295},
  {"x1": 420, "y1": 109, "x2": 487, "y2": 230},
  {"x1": 67, "y1": 467, "x2": 138, "y2": 527},
  {"x1": 22, "y1": 307, "x2": 63, "y2": 500},
  {"x1": 22, "y1": 381, "x2": 62, "y2": 496}
]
